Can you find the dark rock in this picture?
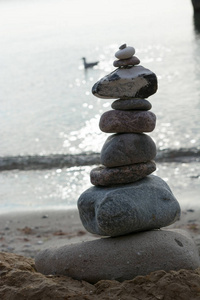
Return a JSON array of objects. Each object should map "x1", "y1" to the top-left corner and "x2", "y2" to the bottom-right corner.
[
  {"x1": 92, "y1": 66, "x2": 158, "y2": 99},
  {"x1": 111, "y1": 98, "x2": 152, "y2": 110},
  {"x1": 77, "y1": 175, "x2": 180, "y2": 236},
  {"x1": 101, "y1": 133, "x2": 156, "y2": 167},
  {"x1": 90, "y1": 161, "x2": 156, "y2": 186},
  {"x1": 99, "y1": 110, "x2": 156, "y2": 133}
]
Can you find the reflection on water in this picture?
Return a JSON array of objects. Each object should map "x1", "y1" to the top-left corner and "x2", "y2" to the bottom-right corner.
[
  {"x1": 0, "y1": 162, "x2": 199, "y2": 212},
  {"x1": 0, "y1": 0, "x2": 200, "y2": 211},
  {"x1": 0, "y1": 0, "x2": 199, "y2": 156}
]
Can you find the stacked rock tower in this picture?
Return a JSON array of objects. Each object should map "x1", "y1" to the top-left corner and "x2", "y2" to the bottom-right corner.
[
  {"x1": 91, "y1": 44, "x2": 157, "y2": 187},
  {"x1": 78, "y1": 44, "x2": 180, "y2": 237},
  {"x1": 35, "y1": 44, "x2": 200, "y2": 283}
]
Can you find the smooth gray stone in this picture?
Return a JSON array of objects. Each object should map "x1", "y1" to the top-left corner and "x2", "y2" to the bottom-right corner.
[
  {"x1": 90, "y1": 161, "x2": 156, "y2": 186},
  {"x1": 101, "y1": 133, "x2": 156, "y2": 167},
  {"x1": 111, "y1": 98, "x2": 152, "y2": 110},
  {"x1": 99, "y1": 110, "x2": 156, "y2": 133},
  {"x1": 35, "y1": 229, "x2": 200, "y2": 283},
  {"x1": 77, "y1": 175, "x2": 181, "y2": 236},
  {"x1": 115, "y1": 46, "x2": 135, "y2": 59},
  {"x1": 92, "y1": 65, "x2": 157, "y2": 99},
  {"x1": 113, "y1": 56, "x2": 140, "y2": 67}
]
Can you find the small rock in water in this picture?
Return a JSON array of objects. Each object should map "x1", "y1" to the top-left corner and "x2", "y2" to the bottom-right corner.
[
  {"x1": 115, "y1": 45, "x2": 135, "y2": 59},
  {"x1": 99, "y1": 110, "x2": 156, "y2": 133},
  {"x1": 90, "y1": 161, "x2": 156, "y2": 186},
  {"x1": 101, "y1": 133, "x2": 156, "y2": 167},
  {"x1": 92, "y1": 66, "x2": 157, "y2": 99},
  {"x1": 42, "y1": 215, "x2": 49, "y2": 219},
  {"x1": 111, "y1": 98, "x2": 152, "y2": 110},
  {"x1": 35, "y1": 229, "x2": 199, "y2": 283},
  {"x1": 77, "y1": 175, "x2": 180, "y2": 236},
  {"x1": 113, "y1": 56, "x2": 140, "y2": 67}
]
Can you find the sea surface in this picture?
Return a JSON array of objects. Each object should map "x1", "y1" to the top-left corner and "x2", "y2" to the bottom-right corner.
[{"x1": 0, "y1": 0, "x2": 200, "y2": 212}]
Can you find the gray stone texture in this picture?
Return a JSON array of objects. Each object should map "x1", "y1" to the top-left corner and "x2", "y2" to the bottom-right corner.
[
  {"x1": 35, "y1": 229, "x2": 200, "y2": 283},
  {"x1": 113, "y1": 56, "x2": 140, "y2": 67},
  {"x1": 101, "y1": 133, "x2": 156, "y2": 167},
  {"x1": 99, "y1": 110, "x2": 156, "y2": 133},
  {"x1": 115, "y1": 46, "x2": 135, "y2": 59},
  {"x1": 92, "y1": 65, "x2": 158, "y2": 99},
  {"x1": 111, "y1": 98, "x2": 152, "y2": 110},
  {"x1": 77, "y1": 175, "x2": 181, "y2": 236},
  {"x1": 90, "y1": 161, "x2": 156, "y2": 186}
]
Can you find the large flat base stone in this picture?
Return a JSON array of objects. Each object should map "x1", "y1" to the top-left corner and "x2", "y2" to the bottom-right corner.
[{"x1": 35, "y1": 229, "x2": 200, "y2": 284}]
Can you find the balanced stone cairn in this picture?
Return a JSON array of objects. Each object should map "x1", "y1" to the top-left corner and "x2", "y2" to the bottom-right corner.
[{"x1": 35, "y1": 44, "x2": 200, "y2": 283}]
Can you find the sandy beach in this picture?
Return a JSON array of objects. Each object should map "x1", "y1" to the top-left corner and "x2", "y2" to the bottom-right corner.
[
  {"x1": 0, "y1": 208, "x2": 99, "y2": 258},
  {"x1": 0, "y1": 207, "x2": 200, "y2": 258},
  {"x1": 0, "y1": 208, "x2": 200, "y2": 299}
]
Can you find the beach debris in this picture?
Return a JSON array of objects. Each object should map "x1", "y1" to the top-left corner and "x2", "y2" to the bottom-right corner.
[
  {"x1": 53, "y1": 230, "x2": 67, "y2": 236},
  {"x1": 37, "y1": 241, "x2": 43, "y2": 245},
  {"x1": 18, "y1": 226, "x2": 34, "y2": 235},
  {"x1": 42, "y1": 214, "x2": 49, "y2": 219},
  {"x1": 187, "y1": 209, "x2": 195, "y2": 212},
  {"x1": 187, "y1": 223, "x2": 199, "y2": 232},
  {"x1": 35, "y1": 44, "x2": 200, "y2": 282},
  {"x1": 52, "y1": 229, "x2": 86, "y2": 237}
]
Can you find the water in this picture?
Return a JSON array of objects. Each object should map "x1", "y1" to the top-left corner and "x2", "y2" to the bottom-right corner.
[{"x1": 0, "y1": 0, "x2": 199, "y2": 212}]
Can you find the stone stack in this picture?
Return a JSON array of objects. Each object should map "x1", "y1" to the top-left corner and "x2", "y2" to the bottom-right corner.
[
  {"x1": 78, "y1": 44, "x2": 180, "y2": 237},
  {"x1": 35, "y1": 44, "x2": 200, "y2": 283},
  {"x1": 90, "y1": 44, "x2": 157, "y2": 187}
]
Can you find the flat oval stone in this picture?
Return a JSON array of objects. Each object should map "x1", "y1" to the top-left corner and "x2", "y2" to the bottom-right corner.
[
  {"x1": 77, "y1": 175, "x2": 180, "y2": 237},
  {"x1": 90, "y1": 161, "x2": 156, "y2": 186},
  {"x1": 113, "y1": 56, "x2": 140, "y2": 67},
  {"x1": 35, "y1": 229, "x2": 200, "y2": 283},
  {"x1": 99, "y1": 110, "x2": 156, "y2": 133},
  {"x1": 115, "y1": 46, "x2": 135, "y2": 59},
  {"x1": 92, "y1": 66, "x2": 158, "y2": 99},
  {"x1": 101, "y1": 133, "x2": 156, "y2": 167},
  {"x1": 111, "y1": 98, "x2": 152, "y2": 110}
]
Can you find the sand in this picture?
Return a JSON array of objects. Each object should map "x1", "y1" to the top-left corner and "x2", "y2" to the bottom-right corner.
[
  {"x1": 0, "y1": 208, "x2": 200, "y2": 299},
  {"x1": 0, "y1": 208, "x2": 200, "y2": 258},
  {"x1": 0, "y1": 208, "x2": 98, "y2": 258}
]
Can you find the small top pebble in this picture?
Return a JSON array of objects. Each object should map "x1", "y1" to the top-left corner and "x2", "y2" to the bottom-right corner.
[
  {"x1": 115, "y1": 44, "x2": 135, "y2": 60},
  {"x1": 119, "y1": 44, "x2": 127, "y2": 50}
]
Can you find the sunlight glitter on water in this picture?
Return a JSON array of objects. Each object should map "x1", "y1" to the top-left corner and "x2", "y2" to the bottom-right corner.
[
  {"x1": 0, "y1": 162, "x2": 199, "y2": 212},
  {"x1": 0, "y1": 0, "x2": 199, "y2": 212}
]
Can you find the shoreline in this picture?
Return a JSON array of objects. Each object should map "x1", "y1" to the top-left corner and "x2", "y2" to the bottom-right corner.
[
  {"x1": 0, "y1": 148, "x2": 199, "y2": 171},
  {"x1": 0, "y1": 207, "x2": 200, "y2": 258}
]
